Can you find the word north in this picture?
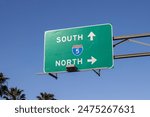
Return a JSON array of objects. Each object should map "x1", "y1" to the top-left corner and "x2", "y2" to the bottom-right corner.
[
  {"x1": 56, "y1": 34, "x2": 83, "y2": 43},
  {"x1": 55, "y1": 58, "x2": 83, "y2": 67}
]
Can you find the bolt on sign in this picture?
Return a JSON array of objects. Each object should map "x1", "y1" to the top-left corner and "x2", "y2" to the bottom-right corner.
[{"x1": 44, "y1": 24, "x2": 114, "y2": 73}]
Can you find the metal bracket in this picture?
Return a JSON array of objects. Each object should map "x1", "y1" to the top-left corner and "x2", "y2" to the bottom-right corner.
[
  {"x1": 48, "y1": 73, "x2": 58, "y2": 79},
  {"x1": 92, "y1": 69, "x2": 101, "y2": 77},
  {"x1": 113, "y1": 39, "x2": 129, "y2": 47},
  {"x1": 113, "y1": 33, "x2": 150, "y2": 47}
]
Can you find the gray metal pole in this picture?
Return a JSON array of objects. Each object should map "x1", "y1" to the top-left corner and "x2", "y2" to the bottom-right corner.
[
  {"x1": 114, "y1": 52, "x2": 150, "y2": 59},
  {"x1": 113, "y1": 33, "x2": 150, "y2": 40}
]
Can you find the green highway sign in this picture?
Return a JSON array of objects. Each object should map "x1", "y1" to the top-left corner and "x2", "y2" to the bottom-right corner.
[{"x1": 44, "y1": 24, "x2": 114, "y2": 73}]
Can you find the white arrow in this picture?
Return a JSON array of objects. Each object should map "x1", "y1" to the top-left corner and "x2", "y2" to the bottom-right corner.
[
  {"x1": 87, "y1": 56, "x2": 97, "y2": 64},
  {"x1": 88, "y1": 32, "x2": 96, "y2": 41}
]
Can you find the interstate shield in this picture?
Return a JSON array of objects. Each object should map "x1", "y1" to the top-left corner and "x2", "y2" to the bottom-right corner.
[{"x1": 72, "y1": 45, "x2": 83, "y2": 56}]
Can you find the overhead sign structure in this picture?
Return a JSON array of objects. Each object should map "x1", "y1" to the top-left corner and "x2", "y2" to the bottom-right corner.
[{"x1": 44, "y1": 24, "x2": 114, "y2": 73}]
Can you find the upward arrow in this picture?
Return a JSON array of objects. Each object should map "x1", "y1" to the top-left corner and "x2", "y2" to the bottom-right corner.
[{"x1": 88, "y1": 32, "x2": 96, "y2": 41}]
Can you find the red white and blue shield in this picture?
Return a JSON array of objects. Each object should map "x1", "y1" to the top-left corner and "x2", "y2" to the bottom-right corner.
[{"x1": 72, "y1": 45, "x2": 83, "y2": 56}]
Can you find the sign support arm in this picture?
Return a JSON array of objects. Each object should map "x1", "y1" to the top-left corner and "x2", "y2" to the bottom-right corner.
[
  {"x1": 92, "y1": 69, "x2": 101, "y2": 77},
  {"x1": 114, "y1": 52, "x2": 150, "y2": 59},
  {"x1": 48, "y1": 73, "x2": 58, "y2": 79}
]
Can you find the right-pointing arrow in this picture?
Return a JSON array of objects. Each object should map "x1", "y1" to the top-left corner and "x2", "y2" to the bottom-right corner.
[{"x1": 87, "y1": 56, "x2": 97, "y2": 64}]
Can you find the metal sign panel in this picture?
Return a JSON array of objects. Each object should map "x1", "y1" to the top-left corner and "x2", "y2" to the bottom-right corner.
[{"x1": 44, "y1": 24, "x2": 114, "y2": 73}]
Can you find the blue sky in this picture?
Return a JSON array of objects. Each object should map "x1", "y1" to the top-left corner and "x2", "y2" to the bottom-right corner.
[{"x1": 0, "y1": 0, "x2": 150, "y2": 99}]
